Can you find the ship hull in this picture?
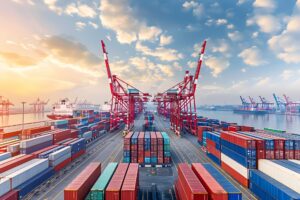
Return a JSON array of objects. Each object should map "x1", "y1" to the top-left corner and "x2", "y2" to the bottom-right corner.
[{"x1": 47, "y1": 114, "x2": 73, "y2": 120}]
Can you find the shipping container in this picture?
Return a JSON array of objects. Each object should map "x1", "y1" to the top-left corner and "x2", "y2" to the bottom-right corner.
[
  {"x1": 176, "y1": 163, "x2": 208, "y2": 200},
  {"x1": 0, "y1": 154, "x2": 34, "y2": 173},
  {"x1": 191, "y1": 163, "x2": 227, "y2": 200},
  {"x1": 0, "y1": 153, "x2": 11, "y2": 162},
  {"x1": 0, "y1": 189, "x2": 18, "y2": 200},
  {"x1": 64, "y1": 162, "x2": 101, "y2": 200},
  {"x1": 121, "y1": 163, "x2": 139, "y2": 200},
  {"x1": 86, "y1": 162, "x2": 118, "y2": 200},
  {"x1": 106, "y1": 163, "x2": 129, "y2": 200},
  {"x1": 0, "y1": 178, "x2": 10, "y2": 197},
  {"x1": 202, "y1": 163, "x2": 242, "y2": 200}
]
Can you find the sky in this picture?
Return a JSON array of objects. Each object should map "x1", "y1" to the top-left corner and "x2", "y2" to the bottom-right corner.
[{"x1": 0, "y1": 0, "x2": 300, "y2": 108}]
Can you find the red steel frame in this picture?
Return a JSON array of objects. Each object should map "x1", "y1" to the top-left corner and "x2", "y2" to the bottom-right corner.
[
  {"x1": 154, "y1": 40, "x2": 207, "y2": 135},
  {"x1": 101, "y1": 40, "x2": 150, "y2": 131}
]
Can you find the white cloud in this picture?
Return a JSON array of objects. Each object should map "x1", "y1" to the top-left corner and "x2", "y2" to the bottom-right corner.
[
  {"x1": 106, "y1": 35, "x2": 111, "y2": 41},
  {"x1": 255, "y1": 15, "x2": 282, "y2": 33},
  {"x1": 268, "y1": 4, "x2": 300, "y2": 63},
  {"x1": 182, "y1": 1, "x2": 204, "y2": 17},
  {"x1": 237, "y1": 0, "x2": 248, "y2": 5},
  {"x1": 187, "y1": 61, "x2": 197, "y2": 68},
  {"x1": 256, "y1": 77, "x2": 270, "y2": 86},
  {"x1": 173, "y1": 62, "x2": 183, "y2": 71},
  {"x1": 281, "y1": 70, "x2": 294, "y2": 80},
  {"x1": 186, "y1": 24, "x2": 196, "y2": 31},
  {"x1": 88, "y1": 21, "x2": 98, "y2": 29},
  {"x1": 135, "y1": 42, "x2": 183, "y2": 62},
  {"x1": 159, "y1": 35, "x2": 173, "y2": 46},
  {"x1": 44, "y1": 0, "x2": 62, "y2": 15},
  {"x1": 238, "y1": 46, "x2": 267, "y2": 66},
  {"x1": 205, "y1": 56, "x2": 229, "y2": 77},
  {"x1": 205, "y1": 19, "x2": 214, "y2": 26},
  {"x1": 75, "y1": 21, "x2": 86, "y2": 30},
  {"x1": 227, "y1": 24, "x2": 234, "y2": 29},
  {"x1": 65, "y1": 3, "x2": 97, "y2": 18},
  {"x1": 211, "y1": 39, "x2": 230, "y2": 54},
  {"x1": 253, "y1": 0, "x2": 276, "y2": 10},
  {"x1": 158, "y1": 64, "x2": 174, "y2": 77},
  {"x1": 216, "y1": 19, "x2": 228, "y2": 26},
  {"x1": 241, "y1": 68, "x2": 247, "y2": 72},
  {"x1": 228, "y1": 31, "x2": 243, "y2": 41},
  {"x1": 252, "y1": 31, "x2": 259, "y2": 38},
  {"x1": 99, "y1": 0, "x2": 163, "y2": 44}
]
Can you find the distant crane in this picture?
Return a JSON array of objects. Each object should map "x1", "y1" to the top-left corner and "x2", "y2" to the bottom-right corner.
[
  {"x1": 0, "y1": 96, "x2": 14, "y2": 115},
  {"x1": 259, "y1": 96, "x2": 274, "y2": 110},
  {"x1": 248, "y1": 96, "x2": 258, "y2": 110},
  {"x1": 273, "y1": 93, "x2": 286, "y2": 113},
  {"x1": 283, "y1": 94, "x2": 300, "y2": 114},
  {"x1": 30, "y1": 98, "x2": 49, "y2": 113},
  {"x1": 240, "y1": 96, "x2": 250, "y2": 110}
]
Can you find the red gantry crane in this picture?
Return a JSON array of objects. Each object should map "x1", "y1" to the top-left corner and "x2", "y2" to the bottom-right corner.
[
  {"x1": 154, "y1": 40, "x2": 207, "y2": 136},
  {"x1": 283, "y1": 94, "x2": 300, "y2": 114},
  {"x1": 30, "y1": 98, "x2": 49, "y2": 113},
  {"x1": 101, "y1": 40, "x2": 151, "y2": 131},
  {"x1": 0, "y1": 96, "x2": 14, "y2": 115}
]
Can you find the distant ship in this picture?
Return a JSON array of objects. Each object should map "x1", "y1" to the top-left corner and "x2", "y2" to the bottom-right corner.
[
  {"x1": 47, "y1": 98, "x2": 100, "y2": 120},
  {"x1": 233, "y1": 109, "x2": 268, "y2": 115}
]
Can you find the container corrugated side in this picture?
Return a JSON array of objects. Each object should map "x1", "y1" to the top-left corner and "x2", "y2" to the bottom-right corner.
[
  {"x1": 0, "y1": 177, "x2": 10, "y2": 196},
  {"x1": 6, "y1": 158, "x2": 49, "y2": 188},
  {"x1": 0, "y1": 153, "x2": 11, "y2": 162},
  {"x1": 20, "y1": 134, "x2": 53, "y2": 148},
  {"x1": 0, "y1": 154, "x2": 34, "y2": 173},
  {"x1": 87, "y1": 162, "x2": 118, "y2": 200},
  {"x1": 48, "y1": 146, "x2": 71, "y2": 161},
  {"x1": 121, "y1": 163, "x2": 139, "y2": 200},
  {"x1": 258, "y1": 159, "x2": 300, "y2": 193},
  {"x1": 0, "y1": 159, "x2": 39, "y2": 177}
]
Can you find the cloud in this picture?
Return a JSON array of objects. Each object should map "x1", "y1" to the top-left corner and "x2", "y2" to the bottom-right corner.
[
  {"x1": 182, "y1": 1, "x2": 204, "y2": 17},
  {"x1": 238, "y1": 46, "x2": 267, "y2": 66},
  {"x1": 211, "y1": 39, "x2": 230, "y2": 54},
  {"x1": 0, "y1": 51, "x2": 44, "y2": 67},
  {"x1": 253, "y1": 0, "x2": 276, "y2": 10},
  {"x1": 99, "y1": 0, "x2": 162, "y2": 44},
  {"x1": 256, "y1": 77, "x2": 270, "y2": 86},
  {"x1": 237, "y1": 0, "x2": 248, "y2": 5},
  {"x1": 281, "y1": 70, "x2": 294, "y2": 80},
  {"x1": 227, "y1": 31, "x2": 243, "y2": 41},
  {"x1": 88, "y1": 21, "x2": 98, "y2": 29},
  {"x1": 159, "y1": 35, "x2": 173, "y2": 46},
  {"x1": 205, "y1": 56, "x2": 229, "y2": 77},
  {"x1": 75, "y1": 21, "x2": 86, "y2": 30},
  {"x1": 43, "y1": 0, "x2": 62, "y2": 15},
  {"x1": 227, "y1": 24, "x2": 234, "y2": 29},
  {"x1": 255, "y1": 15, "x2": 282, "y2": 33},
  {"x1": 252, "y1": 31, "x2": 259, "y2": 38},
  {"x1": 135, "y1": 42, "x2": 183, "y2": 62},
  {"x1": 65, "y1": 3, "x2": 97, "y2": 18},
  {"x1": 216, "y1": 19, "x2": 228, "y2": 26},
  {"x1": 268, "y1": 3, "x2": 300, "y2": 63},
  {"x1": 187, "y1": 61, "x2": 197, "y2": 69}
]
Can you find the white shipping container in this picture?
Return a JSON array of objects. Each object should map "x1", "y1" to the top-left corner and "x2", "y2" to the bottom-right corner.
[
  {"x1": 0, "y1": 154, "x2": 24, "y2": 166},
  {"x1": 48, "y1": 146, "x2": 71, "y2": 161},
  {"x1": 83, "y1": 131, "x2": 92, "y2": 140},
  {"x1": 0, "y1": 177, "x2": 10, "y2": 196},
  {"x1": 49, "y1": 153, "x2": 71, "y2": 167},
  {"x1": 0, "y1": 152, "x2": 11, "y2": 162},
  {"x1": 258, "y1": 159, "x2": 300, "y2": 193},
  {"x1": 289, "y1": 159, "x2": 300, "y2": 165},
  {"x1": 20, "y1": 134, "x2": 53, "y2": 148},
  {"x1": 221, "y1": 153, "x2": 249, "y2": 178},
  {"x1": 6, "y1": 158, "x2": 49, "y2": 188},
  {"x1": 0, "y1": 159, "x2": 38, "y2": 178},
  {"x1": 7, "y1": 143, "x2": 20, "y2": 153}
]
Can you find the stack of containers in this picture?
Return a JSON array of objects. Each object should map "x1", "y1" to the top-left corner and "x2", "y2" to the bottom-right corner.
[
  {"x1": 52, "y1": 120, "x2": 68, "y2": 129},
  {"x1": 32, "y1": 145, "x2": 60, "y2": 158},
  {"x1": 52, "y1": 129, "x2": 72, "y2": 144},
  {"x1": 63, "y1": 138, "x2": 86, "y2": 161},
  {"x1": 249, "y1": 160, "x2": 300, "y2": 200},
  {"x1": 202, "y1": 163, "x2": 242, "y2": 200},
  {"x1": 138, "y1": 132, "x2": 144, "y2": 164},
  {"x1": 205, "y1": 131, "x2": 221, "y2": 165},
  {"x1": 22, "y1": 126, "x2": 52, "y2": 139},
  {"x1": 175, "y1": 163, "x2": 208, "y2": 200},
  {"x1": 105, "y1": 163, "x2": 129, "y2": 199},
  {"x1": 64, "y1": 162, "x2": 101, "y2": 200},
  {"x1": 20, "y1": 134, "x2": 53, "y2": 154},
  {"x1": 1, "y1": 159, "x2": 49, "y2": 190},
  {"x1": 150, "y1": 132, "x2": 157, "y2": 164},
  {"x1": 220, "y1": 131, "x2": 257, "y2": 187},
  {"x1": 83, "y1": 131, "x2": 93, "y2": 141},
  {"x1": 191, "y1": 163, "x2": 227, "y2": 199},
  {"x1": 121, "y1": 163, "x2": 139, "y2": 200},
  {"x1": 67, "y1": 118, "x2": 79, "y2": 127},
  {"x1": 0, "y1": 154, "x2": 34, "y2": 173},
  {"x1": 156, "y1": 132, "x2": 164, "y2": 164},
  {"x1": 86, "y1": 162, "x2": 118, "y2": 200},
  {"x1": 48, "y1": 146, "x2": 71, "y2": 171},
  {"x1": 6, "y1": 143, "x2": 20, "y2": 156},
  {"x1": 0, "y1": 189, "x2": 18, "y2": 199},
  {"x1": 0, "y1": 152, "x2": 11, "y2": 161},
  {"x1": 131, "y1": 132, "x2": 139, "y2": 163},
  {"x1": 123, "y1": 132, "x2": 133, "y2": 163},
  {"x1": 144, "y1": 132, "x2": 151, "y2": 164},
  {"x1": 197, "y1": 126, "x2": 212, "y2": 145},
  {"x1": 17, "y1": 167, "x2": 55, "y2": 199},
  {"x1": 161, "y1": 132, "x2": 171, "y2": 164}
]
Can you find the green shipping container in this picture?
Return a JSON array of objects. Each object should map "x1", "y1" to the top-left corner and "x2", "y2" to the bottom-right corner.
[
  {"x1": 161, "y1": 132, "x2": 170, "y2": 144},
  {"x1": 86, "y1": 162, "x2": 118, "y2": 200},
  {"x1": 264, "y1": 128, "x2": 286, "y2": 134}
]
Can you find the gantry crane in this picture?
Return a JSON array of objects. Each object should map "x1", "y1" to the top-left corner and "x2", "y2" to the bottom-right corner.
[
  {"x1": 0, "y1": 96, "x2": 14, "y2": 115},
  {"x1": 248, "y1": 96, "x2": 258, "y2": 110},
  {"x1": 283, "y1": 94, "x2": 300, "y2": 114},
  {"x1": 240, "y1": 96, "x2": 250, "y2": 110},
  {"x1": 273, "y1": 93, "x2": 286, "y2": 113},
  {"x1": 154, "y1": 40, "x2": 207, "y2": 135},
  {"x1": 101, "y1": 40, "x2": 151, "y2": 131},
  {"x1": 258, "y1": 96, "x2": 274, "y2": 110},
  {"x1": 30, "y1": 98, "x2": 49, "y2": 113}
]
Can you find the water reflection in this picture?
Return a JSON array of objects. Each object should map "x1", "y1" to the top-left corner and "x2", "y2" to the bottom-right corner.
[
  {"x1": 0, "y1": 112, "x2": 50, "y2": 127},
  {"x1": 198, "y1": 110, "x2": 300, "y2": 133}
]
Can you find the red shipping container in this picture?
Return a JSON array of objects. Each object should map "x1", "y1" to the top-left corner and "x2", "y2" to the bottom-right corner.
[
  {"x1": 70, "y1": 129, "x2": 79, "y2": 138},
  {"x1": 0, "y1": 190, "x2": 18, "y2": 200},
  {"x1": 177, "y1": 163, "x2": 208, "y2": 200},
  {"x1": 67, "y1": 118, "x2": 78, "y2": 125},
  {"x1": 72, "y1": 149, "x2": 86, "y2": 161},
  {"x1": 191, "y1": 163, "x2": 227, "y2": 200},
  {"x1": 221, "y1": 131, "x2": 256, "y2": 149},
  {"x1": 121, "y1": 163, "x2": 139, "y2": 200},
  {"x1": 54, "y1": 157, "x2": 72, "y2": 172},
  {"x1": 24, "y1": 126, "x2": 51, "y2": 136},
  {"x1": 198, "y1": 126, "x2": 212, "y2": 143},
  {"x1": 0, "y1": 130, "x2": 21, "y2": 140},
  {"x1": 295, "y1": 150, "x2": 300, "y2": 160},
  {"x1": 0, "y1": 154, "x2": 34, "y2": 173},
  {"x1": 64, "y1": 162, "x2": 101, "y2": 200},
  {"x1": 221, "y1": 161, "x2": 248, "y2": 188},
  {"x1": 175, "y1": 178, "x2": 188, "y2": 200},
  {"x1": 106, "y1": 163, "x2": 129, "y2": 200},
  {"x1": 138, "y1": 132, "x2": 144, "y2": 164},
  {"x1": 285, "y1": 150, "x2": 294, "y2": 159},
  {"x1": 31, "y1": 145, "x2": 59, "y2": 158},
  {"x1": 240, "y1": 126, "x2": 254, "y2": 132},
  {"x1": 53, "y1": 129, "x2": 71, "y2": 144}
]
